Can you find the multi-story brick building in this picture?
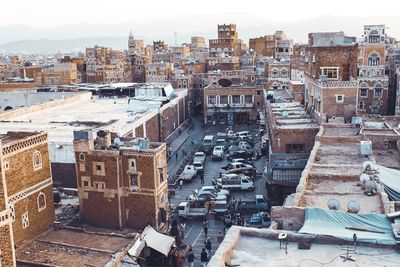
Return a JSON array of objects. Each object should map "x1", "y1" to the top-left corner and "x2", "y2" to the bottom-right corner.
[
  {"x1": 209, "y1": 24, "x2": 244, "y2": 57},
  {"x1": 357, "y1": 25, "x2": 389, "y2": 115},
  {"x1": 265, "y1": 60, "x2": 291, "y2": 90},
  {"x1": 73, "y1": 131, "x2": 169, "y2": 230},
  {"x1": 203, "y1": 83, "x2": 263, "y2": 124},
  {"x1": 305, "y1": 32, "x2": 359, "y2": 122},
  {"x1": 385, "y1": 41, "x2": 400, "y2": 115},
  {"x1": 191, "y1": 36, "x2": 206, "y2": 49},
  {"x1": 145, "y1": 62, "x2": 173, "y2": 83},
  {"x1": 0, "y1": 131, "x2": 54, "y2": 267},
  {"x1": 206, "y1": 56, "x2": 240, "y2": 72},
  {"x1": 249, "y1": 31, "x2": 293, "y2": 59},
  {"x1": 290, "y1": 44, "x2": 306, "y2": 81}
]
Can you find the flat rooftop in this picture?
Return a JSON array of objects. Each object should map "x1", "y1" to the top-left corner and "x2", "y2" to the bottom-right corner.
[
  {"x1": 211, "y1": 227, "x2": 400, "y2": 267},
  {"x1": 16, "y1": 229, "x2": 135, "y2": 267},
  {"x1": 269, "y1": 102, "x2": 319, "y2": 129},
  {"x1": 0, "y1": 96, "x2": 138, "y2": 143},
  {"x1": 299, "y1": 177, "x2": 384, "y2": 213}
]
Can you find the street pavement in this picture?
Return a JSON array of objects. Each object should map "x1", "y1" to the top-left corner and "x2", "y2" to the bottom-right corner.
[{"x1": 166, "y1": 119, "x2": 268, "y2": 267}]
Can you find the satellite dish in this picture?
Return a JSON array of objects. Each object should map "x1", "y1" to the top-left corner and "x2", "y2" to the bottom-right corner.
[
  {"x1": 218, "y1": 79, "x2": 232, "y2": 87},
  {"x1": 359, "y1": 174, "x2": 370, "y2": 184},
  {"x1": 347, "y1": 201, "x2": 360, "y2": 214},
  {"x1": 327, "y1": 198, "x2": 340, "y2": 210},
  {"x1": 364, "y1": 180, "x2": 377, "y2": 196}
]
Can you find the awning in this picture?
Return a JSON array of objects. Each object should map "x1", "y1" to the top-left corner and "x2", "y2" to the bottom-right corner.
[
  {"x1": 299, "y1": 207, "x2": 397, "y2": 245},
  {"x1": 376, "y1": 165, "x2": 400, "y2": 201},
  {"x1": 141, "y1": 226, "x2": 175, "y2": 257}
]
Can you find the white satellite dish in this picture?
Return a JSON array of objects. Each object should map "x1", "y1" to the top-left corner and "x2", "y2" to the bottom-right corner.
[
  {"x1": 113, "y1": 137, "x2": 124, "y2": 146},
  {"x1": 347, "y1": 201, "x2": 361, "y2": 214},
  {"x1": 359, "y1": 174, "x2": 370, "y2": 184},
  {"x1": 327, "y1": 198, "x2": 340, "y2": 210}
]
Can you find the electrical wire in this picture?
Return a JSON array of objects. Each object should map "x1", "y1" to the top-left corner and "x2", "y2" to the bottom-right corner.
[{"x1": 298, "y1": 253, "x2": 344, "y2": 267}]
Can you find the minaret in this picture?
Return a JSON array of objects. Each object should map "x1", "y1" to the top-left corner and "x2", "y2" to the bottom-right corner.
[{"x1": 128, "y1": 30, "x2": 135, "y2": 55}]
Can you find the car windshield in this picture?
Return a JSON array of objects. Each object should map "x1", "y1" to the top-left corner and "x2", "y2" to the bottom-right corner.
[
  {"x1": 194, "y1": 163, "x2": 202, "y2": 167},
  {"x1": 215, "y1": 203, "x2": 227, "y2": 209}
]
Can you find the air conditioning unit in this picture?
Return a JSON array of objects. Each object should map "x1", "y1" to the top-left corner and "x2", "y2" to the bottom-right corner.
[
  {"x1": 320, "y1": 75, "x2": 328, "y2": 82},
  {"x1": 360, "y1": 140, "x2": 372, "y2": 156}
]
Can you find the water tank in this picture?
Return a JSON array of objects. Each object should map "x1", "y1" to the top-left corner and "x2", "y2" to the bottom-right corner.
[{"x1": 360, "y1": 141, "x2": 372, "y2": 156}]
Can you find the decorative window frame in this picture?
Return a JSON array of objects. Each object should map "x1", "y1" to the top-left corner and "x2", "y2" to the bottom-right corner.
[
  {"x1": 92, "y1": 162, "x2": 105, "y2": 176},
  {"x1": 94, "y1": 181, "x2": 106, "y2": 190},
  {"x1": 336, "y1": 94, "x2": 345, "y2": 103},
  {"x1": 33, "y1": 151, "x2": 42, "y2": 171},
  {"x1": 22, "y1": 212, "x2": 29, "y2": 229},
  {"x1": 3, "y1": 160, "x2": 9, "y2": 171},
  {"x1": 79, "y1": 153, "x2": 86, "y2": 161},
  {"x1": 81, "y1": 176, "x2": 90, "y2": 189},
  {"x1": 37, "y1": 192, "x2": 46, "y2": 212}
]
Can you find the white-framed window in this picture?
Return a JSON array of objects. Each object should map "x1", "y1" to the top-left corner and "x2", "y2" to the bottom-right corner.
[
  {"x1": 93, "y1": 162, "x2": 105, "y2": 176},
  {"x1": 336, "y1": 94, "x2": 344, "y2": 103},
  {"x1": 33, "y1": 151, "x2": 42, "y2": 171},
  {"x1": 358, "y1": 101, "x2": 365, "y2": 110},
  {"x1": 3, "y1": 160, "x2": 9, "y2": 171},
  {"x1": 321, "y1": 67, "x2": 339, "y2": 79},
  {"x1": 208, "y1": 96, "x2": 216, "y2": 105},
  {"x1": 79, "y1": 163, "x2": 86, "y2": 172},
  {"x1": 37, "y1": 192, "x2": 46, "y2": 212},
  {"x1": 22, "y1": 212, "x2": 29, "y2": 229},
  {"x1": 281, "y1": 69, "x2": 288, "y2": 78},
  {"x1": 368, "y1": 52, "x2": 380, "y2": 66},
  {"x1": 271, "y1": 68, "x2": 279, "y2": 78},
  {"x1": 94, "y1": 182, "x2": 106, "y2": 190},
  {"x1": 79, "y1": 153, "x2": 86, "y2": 161},
  {"x1": 128, "y1": 159, "x2": 137, "y2": 172},
  {"x1": 81, "y1": 176, "x2": 90, "y2": 189}
]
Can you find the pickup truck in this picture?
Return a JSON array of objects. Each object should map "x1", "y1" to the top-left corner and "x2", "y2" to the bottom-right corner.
[
  {"x1": 228, "y1": 141, "x2": 253, "y2": 153},
  {"x1": 247, "y1": 211, "x2": 271, "y2": 228},
  {"x1": 214, "y1": 199, "x2": 228, "y2": 218},
  {"x1": 177, "y1": 201, "x2": 208, "y2": 220},
  {"x1": 237, "y1": 195, "x2": 268, "y2": 214},
  {"x1": 227, "y1": 150, "x2": 253, "y2": 161},
  {"x1": 226, "y1": 130, "x2": 236, "y2": 139},
  {"x1": 193, "y1": 152, "x2": 206, "y2": 164},
  {"x1": 178, "y1": 165, "x2": 198, "y2": 182},
  {"x1": 219, "y1": 162, "x2": 255, "y2": 177},
  {"x1": 212, "y1": 146, "x2": 225, "y2": 161},
  {"x1": 216, "y1": 175, "x2": 254, "y2": 191}
]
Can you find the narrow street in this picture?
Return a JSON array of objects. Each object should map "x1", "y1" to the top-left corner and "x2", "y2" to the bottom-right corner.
[{"x1": 166, "y1": 117, "x2": 268, "y2": 266}]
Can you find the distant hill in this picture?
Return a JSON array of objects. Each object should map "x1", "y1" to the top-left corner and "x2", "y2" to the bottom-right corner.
[{"x1": 0, "y1": 15, "x2": 399, "y2": 54}]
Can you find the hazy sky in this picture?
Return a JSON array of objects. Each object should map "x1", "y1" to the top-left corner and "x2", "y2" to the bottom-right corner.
[{"x1": 2, "y1": 0, "x2": 400, "y2": 27}]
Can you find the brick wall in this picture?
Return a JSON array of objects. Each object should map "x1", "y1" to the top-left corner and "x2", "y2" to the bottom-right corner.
[
  {"x1": 51, "y1": 162, "x2": 77, "y2": 188},
  {"x1": 145, "y1": 115, "x2": 160, "y2": 142},
  {"x1": 0, "y1": 225, "x2": 14, "y2": 267},
  {"x1": 12, "y1": 186, "x2": 54, "y2": 245},
  {"x1": 271, "y1": 128, "x2": 319, "y2": 154},
  {"x1": 322, "y1": 87, "x2": 358, "y2": 120}
]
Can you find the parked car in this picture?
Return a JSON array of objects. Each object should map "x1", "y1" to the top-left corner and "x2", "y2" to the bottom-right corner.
[
  {"x1": 231, "y1": 158, "x2": 255, "y2": 166},
  {"x1": 193, "y1": 185, "x2": 230, "y2": 199},
  {"x1": 227, "y1": 150, "x2": 253, "y2": 161},
  {"x1": 189, "y1": 191, "x2": 226, "y2": 202},
  {"x1": 216, "y1": 175, "x2": 254, "y2": 191},
  {"x1": 215, "y1": 138, "x2": 227, "y2": 150},
  {"x1": 220, "y1": 162, "x2": 255, "y2": 177},
  {"x1": 178, "y1": 165, "x2": 198, "y2": 182},
  {"x1": 226, "y1": 130, "x2": 236, "y2": 139},
  {"x1": 212, "y1": 146, "x2": 225, "y2": 161},
  {"x1": 201, "y1": 135, "x2": 215, "y2": 155},
  {"x1": 237, "y1": 195, "x2": 268, "y2": 214},
  {"x1": 214, "y1": 199, "x2": 228, "y2": 218},
  {"x1": 193, "y1": 161, "x2": 204, "y2": 174},
  {"x1": 236, "y1": 131, "x2": 252, "y2": 140},
  {"x1": 247, "y1": 212, "x2": 271, "y2": 228},
  {"x1": 193, "y1": 151, "x2": 206, "y2": 164}
]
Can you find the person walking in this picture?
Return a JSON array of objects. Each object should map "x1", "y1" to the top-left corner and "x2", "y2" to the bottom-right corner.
[
  {"x1": 200, "y1": 172, "x2": 205, "y2": 185},
  {"x1": 200, "y1": 248, "x2": 208, "y2": 267},
  {"x1": 180, "y1": 222, "x2": 186, "y2": 239},
  {"x1": 203, "y1": 219, "x2": 209, "y2": 237},
  {"x1": 179, "y1": 180, "x2": 183, "y2": 190},
  {"x1": 187, "y1": 248, "x2": 196, "y2": 267},
  {"x1": 205, "y1": 238, "x2": 212, "y2": 255},
  {"x1": 176, "y1": 152, "x2": 178, "y2": 160}
]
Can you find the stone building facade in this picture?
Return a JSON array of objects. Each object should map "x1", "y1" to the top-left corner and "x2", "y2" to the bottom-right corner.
[
  {"x1": 265, "y1": 60, "x2": 291, "y2": 90},
  {"x1": 304, "y1": 35, "x2": 359, "y2": 122},
  {"x1": 203, "y1": 84, "x2": 263, "y2": 124},
  {"x1": 0, "y1": 131, "x2": 54, "y2": 267},
  {"x1": 209, "y1": 24, "x2": 244, "y2": 57},
  {"x1": 357, "y1": 25, "x2": 389, "y2": 115},
  {"x1": 73, "y1": 132, "x2": 169, "y2": 231},
  {"x1": 249, "y1": 31, "x2": 293, "y2": 59}
]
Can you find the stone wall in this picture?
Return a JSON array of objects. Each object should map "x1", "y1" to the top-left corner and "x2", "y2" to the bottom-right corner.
[
  {"x1": 270, "y1": 206, "x2": 305, "y2": 231},
  {"x1": 0, "y1": 225, "x2": 14, "y2": 267}
]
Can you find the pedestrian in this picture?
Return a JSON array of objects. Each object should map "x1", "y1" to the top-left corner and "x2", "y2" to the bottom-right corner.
[
  {"x1": 187, "y1": 248, "x2": 196, "y2": 267},
  {"x1": 176, "y1": 153, "x2": 178, "y2": 160},
  {"x1": 179, "y1": 180, "x2": 183, "y2": 190},
  {"x1": 205, "y1": 238, "x2": 212, "y2": 255},
  {"x1": 200, "y1": 173, "x2": 204, "y2": 185},
  {"x1": 180, "y1": 222, "x2": 186, "y2": 239},
  {"x1": 203, "y1": 219, "x2": 209, "y2": 237},
  {"x1": 200, "y1": 248, "x2": 208, "y2": 267},
  {"x1": 217, "y1": 232, "x2": 224, "y2": 242}
]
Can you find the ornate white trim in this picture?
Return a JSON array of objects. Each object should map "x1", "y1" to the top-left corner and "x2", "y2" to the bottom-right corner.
[{"x1": 8, "y1": 177, "x2": 52, "y2": 205}]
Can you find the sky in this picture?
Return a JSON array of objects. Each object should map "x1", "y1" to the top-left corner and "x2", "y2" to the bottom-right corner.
[{"x1": 2, "y1": 0, "x2": 400, "y2": 27}]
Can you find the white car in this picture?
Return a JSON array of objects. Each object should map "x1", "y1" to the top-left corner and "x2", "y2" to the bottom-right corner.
[
  {"x1": 194, "y1": 185, "x2": 230, "y2": 198},
  {"x1": 194, "y1": 152, "x2": 206, "y2": 164},
  {"x1": 212, "y1": 146, "x2": 225, "y2": 161}
]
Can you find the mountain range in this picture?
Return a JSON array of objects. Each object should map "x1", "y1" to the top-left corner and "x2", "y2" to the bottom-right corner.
[{"x1": 0, "y1": 15, "x2": 399, "y2": 54}]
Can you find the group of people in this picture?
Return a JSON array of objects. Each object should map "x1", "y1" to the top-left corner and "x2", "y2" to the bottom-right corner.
[{"x1": 187, "y1": 238, "x2": 212, "y2": 267}]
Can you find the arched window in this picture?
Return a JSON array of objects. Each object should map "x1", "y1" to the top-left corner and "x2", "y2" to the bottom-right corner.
[
  {"x1": 37, "y1": 192, "x2": 46, "y2": 212},
  {"x1": 33, "y1": 151, "x2": 42, "y2": 171},
  {"x1": 79, "y1": 153, "x2": 85, "y2": 161},
  {"x1": 368, "y1": 53, "x2": 380, "y2": 66},
  {"x1": 271, "y1": 68, "x2": 279, "y2": 78},
  {"x1": 281, "y1": 69, "x2": 288, "y2": 78}
]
